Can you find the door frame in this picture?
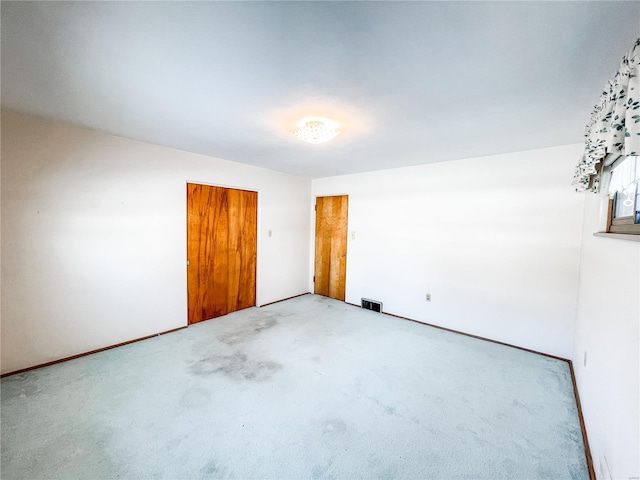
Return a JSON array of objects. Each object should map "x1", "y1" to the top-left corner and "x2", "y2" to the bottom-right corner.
[
  {"x1": 312, "y1": 194, "x2": 349, "y2": 300},
  {"x1": 186, "y1": 180, "x2": 261, "y2": 325}
]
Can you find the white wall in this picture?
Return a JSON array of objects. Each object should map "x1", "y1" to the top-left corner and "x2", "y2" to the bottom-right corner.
[
  {"x1": 3, "y1": 109, "x2": 637, "y2": 476},
  {"x1": 312, "y1": 145, "x2": 585, "y2": 358},
  {"x1": 1, "y1": 110, "x2": 311, "y2": 374},
  {"x1": 573, "y1": 194, "x2": 639, "y2": 480}
]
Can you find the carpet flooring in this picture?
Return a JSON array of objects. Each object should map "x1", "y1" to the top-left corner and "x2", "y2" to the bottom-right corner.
[{"x1": 1, "y1": 294, "x2": 589, "y2": 479}]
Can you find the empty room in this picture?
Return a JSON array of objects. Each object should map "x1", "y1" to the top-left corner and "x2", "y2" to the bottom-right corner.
[{"x1": 1, "y1": 1, "x2": 639, "y2": 479}]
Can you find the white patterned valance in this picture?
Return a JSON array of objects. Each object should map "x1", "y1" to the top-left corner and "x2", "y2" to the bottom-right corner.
[{"x1": 573, "y1": 38, "x2": 640, "y2": 192}]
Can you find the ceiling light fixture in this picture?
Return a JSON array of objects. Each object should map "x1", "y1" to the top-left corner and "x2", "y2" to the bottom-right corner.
[{"x1": 294, "y1": 120, "x2": 340, "y2": 144}]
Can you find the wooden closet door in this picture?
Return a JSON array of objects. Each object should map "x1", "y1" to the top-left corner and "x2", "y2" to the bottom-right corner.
[
  {"x1": 314, "y1": 195, "x2": 348, "y2": 301},
  {"x1": 187, "y1": 184, "x2": 257, "y2": 324},
  {"x1": 227, "y1": 188, "x2": 257, "y2": 313}
]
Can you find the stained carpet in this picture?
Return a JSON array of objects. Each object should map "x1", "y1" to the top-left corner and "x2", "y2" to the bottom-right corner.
[{"x1": 1, "y1": 294, "x2": 589, "y2": 479}]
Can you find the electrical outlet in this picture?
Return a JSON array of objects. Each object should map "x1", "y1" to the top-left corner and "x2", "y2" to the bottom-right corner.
[
  {"x1": 268, "y1": 230, "x2": 273, "y2": 237},
  {"x1": 426, "y1": 293, "x2": 431, "y2": 302},
  {"x1": 351, "y1": 231, "x2": 356, "y2": 240},
  {"x1": 583, "y1": 351, "x2": 587, "y2": 368}
]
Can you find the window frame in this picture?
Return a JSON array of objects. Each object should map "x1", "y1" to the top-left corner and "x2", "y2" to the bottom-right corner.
[{"x1": 604, "y1": 155, "x2": 640, "y2": 235}]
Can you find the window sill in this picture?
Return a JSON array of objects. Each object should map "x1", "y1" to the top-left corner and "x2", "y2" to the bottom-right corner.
[{"x1": 593, "y1": 232, "x2": 640, "y2": 242}]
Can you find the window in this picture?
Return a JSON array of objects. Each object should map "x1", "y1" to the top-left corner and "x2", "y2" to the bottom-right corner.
[{"x1": 605, "y1": 155, "x2": 640, "y2": 235}]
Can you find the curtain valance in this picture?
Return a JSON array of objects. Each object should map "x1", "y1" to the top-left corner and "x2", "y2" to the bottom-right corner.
[{"x1": 573, "y1": 38, "x2": 640, "y2": 193}]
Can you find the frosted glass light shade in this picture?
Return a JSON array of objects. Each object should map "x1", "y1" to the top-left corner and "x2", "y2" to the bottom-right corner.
[{"x1": 294, "y1": 120, "x2": 340, "y2": 144}]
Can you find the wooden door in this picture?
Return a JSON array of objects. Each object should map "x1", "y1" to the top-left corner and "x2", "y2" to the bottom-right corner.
[
  {"x1": 187, "y1": 184, "x2": 257, "y2": 324},
  {"x1": 314, "y1": 195, "x2": 348, "y2": 301},
  {"x1": 226, "y1": 188, "x2": 257, "y2": 313}
]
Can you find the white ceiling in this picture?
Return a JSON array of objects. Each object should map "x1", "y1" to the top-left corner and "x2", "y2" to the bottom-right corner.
[{"x1": 2, "y1": 2, "x2": 639, "y2": 178}]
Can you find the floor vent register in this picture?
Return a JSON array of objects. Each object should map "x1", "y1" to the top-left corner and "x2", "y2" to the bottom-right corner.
[{"x1": 361, "y1": 298, "x2": 383, "y2": 313}]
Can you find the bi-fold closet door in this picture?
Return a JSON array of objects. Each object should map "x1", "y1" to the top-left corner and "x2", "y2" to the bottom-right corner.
[{"x1": 187, "y1": 183, "x2": 257, "y2": 324}]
